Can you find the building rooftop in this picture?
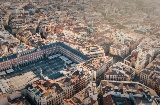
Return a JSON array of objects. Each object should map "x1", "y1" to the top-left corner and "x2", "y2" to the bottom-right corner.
[
  {"x1": 80, "y1": 44, "x2": 105, "y2": 55},
  {"x1": 110, "y1": 43, "x2": 128, "y2": 50},
  {"x1": 105, "y1": 62, "x2": 135, "y2": 78},
  {"x1": 0, "y1": 91, "x2": 29, "y2": 105},
  {"x1": 64, "y1": 82, "x2": 98, "y2": 105},
  {"x1": 141, "y1": 54, "x2": 160, "y2": 85},
  {"x1": 0, "y1": 42, "x2": 89, "y2": 63},
  {"x1": 27, "y1": 70, "x2": 87, "y2": 98},
  {"x1": 82, "y1": 56, "x2": 113, "y2": 71},
  {"x1": 100, "y1": 80, "x2": 159, "y2": 105}
]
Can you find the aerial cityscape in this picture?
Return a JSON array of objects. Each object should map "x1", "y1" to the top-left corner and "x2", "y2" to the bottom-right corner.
[{"x1": 0, "y1": 0, "x2": 160, "y2": 105}]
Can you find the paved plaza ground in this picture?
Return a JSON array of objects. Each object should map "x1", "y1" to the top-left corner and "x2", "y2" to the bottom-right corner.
[{"x1": 4, "y1": 54, "x2": 76, "y2": 79}]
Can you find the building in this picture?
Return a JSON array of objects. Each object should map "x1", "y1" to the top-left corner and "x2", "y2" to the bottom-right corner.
[
  {"x1": 99, "y1": 80, "x2": 160, "y2": 105},
  {"x1": 16, "y1": 31, "x2": 45, "y2": 47},
  {"x1": 140, "y1": 54, "x2": 160, "y2": 93},
  {"x1": 63, "y1": 81, "x2": 98, "y2": 105},
  {"x1": 125, "y1": 36, "x2": 160, "y2": 71},
  {"x1": 109, "y1": 43, "x2": 129, "y2": 58},
  {"x1": 76, "y1": 56, "x2": 113, "y2": 80},
  {"x1": 26, "y1": 79, "x2": 72, "y2": 105},
  {"x1": 0, "y1": 9, "x2": 10, "y2": 27},
  {"x1": 0, "y1": 30, "x2": 20, "y2": 57},
  {"x1": 104, "y1": 62, "x2": 135, "y2": 81},
  {"x1": 38, "y1": 20, "x2": 56, "y2": 34},
  {"x1": 26, "y1": 70, "x2": 92, "y2": 105},
  {"x1": 0, "y1": 42, "x2": 89, "y2": 72},
  {"x1": 124, "y1": 49, "x2": 154, "y2": 73},
  {"x1": 0, "y1": 91, "x2": 30, "y2": 105},
  {"x1": 0, "y1": 22, "x2": 4, "y2": 30},
  {"x1": 80, "y1": 44, "x2": 105, "y2": 58}
]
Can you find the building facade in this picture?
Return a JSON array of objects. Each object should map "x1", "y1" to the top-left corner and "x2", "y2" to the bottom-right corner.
[
  {"x1": 26, "y1": 69, "x2": 92, "y2": 105},
  {"x1": 0, "y1": 42, "x2": 89, "y2": 72},
  {"x1": 140, "y1": 54, "x2": 160, "y2": 93},
  {"x1": 109, "y1": 44, "x2": 129, "y2": 58},
  {"x1": 104, "y1": 62, "x2": 135, "y2": 81}
]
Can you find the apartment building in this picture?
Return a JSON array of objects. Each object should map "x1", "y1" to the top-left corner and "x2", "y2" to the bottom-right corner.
[
  {"x1": 63, "y1": 81, "x2": 98, "y2": 105},
  {"x1": 99, "y1": 80, "x2": 160, "y2": 105},
  {"x1": 0, "y1": 42, "x2": 89, "y2": 72},
  {"x1": 109, "y1": 43, "x2": 129, "y2": 58},
  {"x1": 26, "y1": 70, "x2": 92, "y2": 105},
  {"x1": 104, "y1": 62, "x2": 135, "y2": 81},
  {"x1": 75, "y1": 56, "x2": 113, "y2": 82},
  {"x1": 80, "y1": 44, "x2": 105, "y2": 58},
  {"x1": 27, "y1": 79, "x2": 68, "y2": 105},
  {"x1": 0, "y1": 91, "x2": 30, "y2": 105},
  {"x1": 0, "y1": 30, "x2": 20, "y2": 57},
  {"x1": 124, "y1": 49, "x2": 154, "y2": 73},
  {"x1": 140, "y1": 54, "x2": 160, "y2": 92},
  {"x1": 125, "y1": 36, "x2": 160, "y2": 71}
]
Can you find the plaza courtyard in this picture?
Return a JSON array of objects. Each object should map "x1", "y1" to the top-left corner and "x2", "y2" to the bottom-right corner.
[{"x1": 4, "y1": 53, "x2": 76, "y2": 80}]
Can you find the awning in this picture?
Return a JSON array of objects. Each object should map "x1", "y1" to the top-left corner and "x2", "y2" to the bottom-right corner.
[
  {"x1": 6, "y1": 69, "x2": 14, "y2": 74},
  {"x1": 0, "y1": 71, "x2": 6, "y2": 76}
]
